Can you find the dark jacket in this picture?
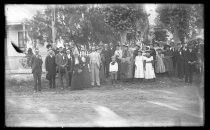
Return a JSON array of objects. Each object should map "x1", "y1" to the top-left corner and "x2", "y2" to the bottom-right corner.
[
  {"x1": 185, "y1": 49, "x2": 197, "y2": 63},
  {"x1": 66, "y1": 53, "x2": 75, "y2": 72},
  {"x1": 174, "y1": 49, "x2": 185, "y2": 62},
  {"x1": 150, "y1": 48, "x2": 156, "y2": 60},
  {"x1": 45, "y1": 55, "x2": 56, "y2": 75},
  {"x1": 31, "y1": 55, "x2": 43, "y2": 73},
  {"x1": 72, "y1": 57, "x2": 83, "y2": 75},
  {"x1": 55, "y1": 53, "x2": 68, "y2": 72},
  {"x1": 102, "y1": 49, "x2": 111, "y2": 64},
  {"x1": 109, "y1": 47, "x2": 115, "y2": 58}
]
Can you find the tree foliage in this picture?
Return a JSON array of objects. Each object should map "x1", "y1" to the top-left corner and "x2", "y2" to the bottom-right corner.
[
  {"x1": 25, "y1": 5, "x2": 120, "y2": 47},
  {"x1": 153, "y1": 28, "x2": 169, "y2": 42},
  {"x1": 156, "y1": 4, "x2": 204, "y2": 43},
  {"x1": 102, "y1": 4, "x2": 149, "y2": 44}
]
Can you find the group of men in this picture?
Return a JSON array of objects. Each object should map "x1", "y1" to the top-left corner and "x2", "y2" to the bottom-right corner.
[{"x1": 30, "y1": 39, "x2": 203, "y2": 92}]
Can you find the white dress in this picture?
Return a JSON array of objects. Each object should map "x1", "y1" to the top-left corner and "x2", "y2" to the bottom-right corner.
[
  {"x1": 144, "y1": 56, "x2": 156, "y2": 79},
  {"x1": 134, "y1": 56, "x2": 145, "y2": 78}
]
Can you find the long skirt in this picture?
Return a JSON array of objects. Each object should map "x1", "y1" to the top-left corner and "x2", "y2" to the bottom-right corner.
[
  {"x1": 145, "y1": 63, "x2": 156, "y2": 79},
  {"x1": 82, "y1": 65, "x2": 91, "y2": 88},
  {"x1": 135, "y1": 62, "x2": 144, "y2": 78},
  {"x1": 71, "y1": 72, "x2": 84, "y2": 90},
  {"x1": 126, "y1": 61, "x2": 133, "y2": 79},
  {"x1": 164, "y1": 58, "x2": 173, "y2": 72},
  {"x1": 155, "y1": 58, "x2": 166, "y2": 73},
  {"x1": 120, "y1": 61, "x2": 129, "y2": 79}
]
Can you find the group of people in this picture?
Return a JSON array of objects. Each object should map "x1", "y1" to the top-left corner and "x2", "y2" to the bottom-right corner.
[{"x1": 30, "y1": 39, "x2": 203, "y2": 92}]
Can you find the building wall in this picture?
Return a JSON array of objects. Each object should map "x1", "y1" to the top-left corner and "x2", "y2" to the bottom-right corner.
[
  {"x1": 5, "y1": 24, "x2": 48, "y2": 73},
  {"x1": 6, "y1": 25, "x2": 25, "y2": 57}
]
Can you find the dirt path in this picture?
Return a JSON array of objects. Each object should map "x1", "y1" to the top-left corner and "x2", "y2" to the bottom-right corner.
[{"x1": 5, "y1": 74, "x2": 204, "y2": 127}]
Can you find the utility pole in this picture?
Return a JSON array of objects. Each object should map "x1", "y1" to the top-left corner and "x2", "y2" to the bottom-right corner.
[{"x1": 52, "y1": 5, "x2": 56, "y2": 44}]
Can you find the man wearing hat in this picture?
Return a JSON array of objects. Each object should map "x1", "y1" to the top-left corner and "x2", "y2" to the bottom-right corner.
[
  {"x1": 55, "y1": 46, "x2": 68, "y2": 89},
  {"x1": 174, "y1": 43, "x2": 185, "y2": 79},
  {"x1": 31, "y1": 48, "x2": 43, "y2": 92},
  {"x1": 89, "y1": 46, "x2": 101, "y2": 87},
  {"x1": 184, "y1": 44, "x2": 197, "y2": 84},
  {"x1": 101, "y1": 43, "x2": 111, "y2": 78},
  {"x1": 45, "y1": 48, "x2": 56, "y2": 89},
  {"x1": 65, "y1": 48, "x2": 75, "y2": 87}
]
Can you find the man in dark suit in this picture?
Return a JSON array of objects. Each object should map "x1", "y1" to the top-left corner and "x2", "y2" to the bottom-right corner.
[
  {"x1": 45, "y1": 48, "x2": 56, "y2": 89},
  {"x1": 65, "y1": 48, "x2": 75, "y2": 87},
  {"x1": 109, "y1": 42, "x2": 115, "y2": 58},
  {"x1": 102, "y1": 44, "x2": 111, "y2": 78},
  {"x1": 184, "y1": 45, "x2": 197, "y2": 84},
  {"x1": 174, "y1": 43, "x2": 185, "y2": 79},
  {"x1": 31, "y1": 48, "x2": 43, "y2": 92},
  {"x1": 55, "y1": 46, "x2": 68, "y2": 89}
]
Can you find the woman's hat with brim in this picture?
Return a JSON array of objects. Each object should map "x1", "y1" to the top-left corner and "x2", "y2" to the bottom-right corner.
[
  {"x1": 164, "y1": 44, "x2": 171, "y2": 50},
  {"x1": 96, "y1": 46, "x2": 101, "y2": 50},
  {"x1": 111, "y1": 55, "x2": 116, "y2": 59},
  {"x1": 145, "y1": 49, "x2": 151, "y2": 53},
  {"x1": 138, "y1": 50, "x2": 143, "y2": 52},
  {"x1": 46, "y1": 44, "x2": 52, "y2": 49},
  {"x1": 156, "y1": 48, "x2": 163, "y2": 52},
  {"x1": 99, "y1": 42, "x2": 104, "y2": 46},
  {"x1": 164, "y1": 44, "x2": 171, "y2": 48}
]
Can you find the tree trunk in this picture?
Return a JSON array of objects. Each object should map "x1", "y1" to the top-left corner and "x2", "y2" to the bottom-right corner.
[
  {"x1": 173, "y1": 29, "x2": 180, "y2": 44},
  {"x1": 120, "y1": 31, "x2": 127, "y2": 45}
]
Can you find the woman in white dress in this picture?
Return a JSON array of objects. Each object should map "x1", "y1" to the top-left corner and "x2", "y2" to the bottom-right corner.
[
  {"x1": 134, "y1": 50, "x2": 145, "y2": 82},
  {"x1": 144, "y1": 50, "x2": 156, "y2": 82}
]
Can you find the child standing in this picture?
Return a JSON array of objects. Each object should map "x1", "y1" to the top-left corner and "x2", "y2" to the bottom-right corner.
[
  {"x1": 155, "y1": 49, "x2": 166, "y2": 75},
  {"x1": 144, "y1": 50, "x2": 156, "y2": 82},
  {"x1": 109, "y1": 55, "x2": 118, "y2": 86},
  {"x1": 134, "y1": 50, "x2": 145, "y2": 82}
]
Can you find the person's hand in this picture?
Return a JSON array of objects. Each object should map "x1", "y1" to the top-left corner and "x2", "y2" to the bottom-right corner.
[{"x1": 78, "y1": 69, "x2": 82, "y2": 73}]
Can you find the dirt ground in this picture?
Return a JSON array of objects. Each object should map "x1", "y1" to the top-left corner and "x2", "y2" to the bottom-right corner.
[{"x1": 5, "y1": 73, "x2": 204, "y2": 127}]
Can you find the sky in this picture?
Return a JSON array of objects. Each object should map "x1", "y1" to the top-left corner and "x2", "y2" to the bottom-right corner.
[
  {"x1": 144, "y1": 4, "x2": 158, "y2": 26},
  {"x1": 5, "y1": 4, "x2": 46, "y2": 24}
]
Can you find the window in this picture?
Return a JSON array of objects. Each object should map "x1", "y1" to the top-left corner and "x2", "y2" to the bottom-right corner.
[{"x1": 18, "y1": 32, "x2": 25, "y2": 48}]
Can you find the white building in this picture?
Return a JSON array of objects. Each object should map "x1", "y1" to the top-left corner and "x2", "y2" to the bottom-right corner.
[{"x1": 5, "y1": 5, "x2": 47, "y2": 72}]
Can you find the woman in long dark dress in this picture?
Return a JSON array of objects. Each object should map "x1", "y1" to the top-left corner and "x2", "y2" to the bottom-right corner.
[
  {"x1": 81, "y1": 50, "x2": 91, "y2": 88},
  {"x1": 163, "y1": 45, "x2": 174, "y2": 76},
  {"x1": 70, "y1": 52, "x2": 85, "y2": 90}
]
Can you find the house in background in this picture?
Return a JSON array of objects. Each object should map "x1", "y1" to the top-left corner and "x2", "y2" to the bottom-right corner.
[{"x1": 5, "y1": 5, "x2": 48, "y2": 72}]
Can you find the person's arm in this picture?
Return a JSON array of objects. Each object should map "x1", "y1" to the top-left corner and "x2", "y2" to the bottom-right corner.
[
  {"x1": 45, "y1": 56, "x2": 48, "y2": 72},
  {"x1": 151, "y1": 56, "x2": 154, "y2": 67},
  {"x1": 116, "y1": 62, "x2": 118, "y2": 72},
  {"x1": 55, "y1": 54, "x2": 59, "y2": 66},
  {"x1": 64, "y1": 54, "x2": 68, "y2": 67},
  {"x1": 109, "y1": 62, "x2": 112, "y2": 72},
  {"x1": 30, "y1": 55, "x2": 34, "y2": 68},
  {"x1": 143, "y1": 60, "x2": 146, "y2": 70},
  {"x1": 39, "y1": 55, "x2": 43, "y2": 65}
]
